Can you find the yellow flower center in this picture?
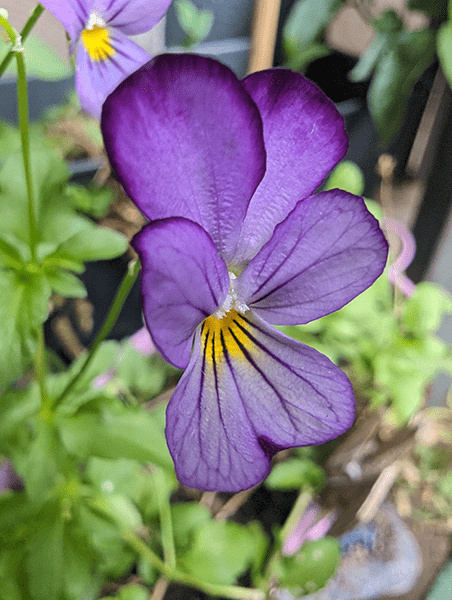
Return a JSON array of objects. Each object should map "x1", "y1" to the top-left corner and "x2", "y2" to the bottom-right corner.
[
  {"x1": 201, "y1": 310, "x2": 253, "y2": 365},
  {"x1": 81, "y1": 24, "x2": 115, "y2": 62}
]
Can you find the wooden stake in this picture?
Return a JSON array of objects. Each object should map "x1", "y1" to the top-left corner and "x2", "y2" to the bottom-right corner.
[{"x1": 247, "y1": 0, "x2": 282, "y2": 74}]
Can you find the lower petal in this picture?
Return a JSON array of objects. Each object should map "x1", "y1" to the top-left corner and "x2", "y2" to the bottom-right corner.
[
  {"x1": 76, "y1": 29, "x2": 150, "y2": 118},
  {"x1": 166, "y1": 311, "x2": 354, "y2": 492}
]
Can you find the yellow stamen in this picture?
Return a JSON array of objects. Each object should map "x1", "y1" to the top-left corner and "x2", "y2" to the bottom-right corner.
[
  {"x1": 81, "y1": 25, "x2": 115, "y2": 62},
  {"x1": 202, "y1": 310, "x2": 253, "y2": 365}
]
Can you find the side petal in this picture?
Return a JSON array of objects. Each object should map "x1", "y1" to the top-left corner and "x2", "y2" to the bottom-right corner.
[
  {"x1": 102, "y1": 53, "x2": 266, "y2": 263},
  {"x1": 236, "y1": 190, "x2": 388, "y2": 325},
  {"x1": 76, "y1": 29, "x2": 150, "y2": 118},
  {"x1": 132, "y1": 218, "x2": 230, "y2": 370},
  {"x1": 166, "y1": 310, "x2": 354, "y2": 492},
  {"x1": 234, "y1": 69, "x2": 348, "y2": 264},
  {"x1": 40, "y1": 0, "x2": 92, "y2": 49},
  {"x1": 95, "y1": 0, "x2": 172, "y2": 35}
]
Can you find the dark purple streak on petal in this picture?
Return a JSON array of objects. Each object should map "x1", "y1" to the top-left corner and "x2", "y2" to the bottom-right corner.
[
  {"x1": 102, "y1": 53, "x2": 266, "y2": 262},
  {"x1": 234, "y1": 69, "x2": 348, "y2": 265},
  {"x1": 132, "y1": 217, "x2": 229, "y2": 370},
  {"x1": 236, "y1": 190, "x2": 388, "y2": 324}
]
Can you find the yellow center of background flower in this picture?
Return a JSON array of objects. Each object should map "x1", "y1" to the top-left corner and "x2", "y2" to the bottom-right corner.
[
  {"x1": 202, "y1": 310, "x2": 253, "y2": 365},
  {"x1": 81, "y1": 25, "x2": 115, "y2": 62}
]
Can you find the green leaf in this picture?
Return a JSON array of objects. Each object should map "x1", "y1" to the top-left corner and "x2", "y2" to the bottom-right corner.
[
  {"x1": 87, "y1": 457, "x2": 153, "y2": 505},
  {"x1": 278, "y1": 537, "x2": 340, "y2": 596},
  {"x1": 402, "y1": 282, "x2": 452, "y2": 334},
  {"x1": 0, "y1": 546, "x2": 30, "y2": 600},
  {"x1": 65, "y1": 184, "x2": 115, "y2": 219},
  {"x1": 0, "y1": 34, "x2": 72, "y2": 81},
  {"x1": 63, "y1": 524, "x2": 101, "y2": 600},
  {"x1": 0, "y1": 143, "x2": 127, "y2": 270},
  {"x1": 368, "y1": 28, "x2": 436, "y2": 143},
  {"x1": 284, "y1": 43, "x2": 330, "y2": 72},
  {"x1": 283, "y1": 0, "x2": 342, "y2": 63},
  {"x1": 55, "y1": 226, "x2": 128, "y2": 262},
  {"x1": 349, "y1": 32, "x2": 388, "y2": 82},
  {"x1": 26, "y1": 502, "x2": 65, "y2": 600},
  {"x1": 179, "y1": 520, "x2": 268, "y2": 585},
  {"x1": 171, "y1": 503, "x2": 212, "y2": 551},
  {"x1": 174, "y1": 0, "x2": 214, "y2": 46},
  {"x1": 0, "y1": 387, "x2": 40, "y2": 453},
  {"x1": 437, "y1": 21, "x2": 452, "y2": 90},
  {"x1": 0, "y1": 269, "x2": 51, "y2": 388},
  {"x1": 0, "y1": 236, "x2": 26, "y2": 269},
  {"x1": 78, "y1": 503, "x2": 135, "y2": 578},
  {"x1": 324, "y1": 160, "x2": 365, "y2": 195},
  {"x1": 407, "y1": 0, "x2": 448, "y2": 20},
  {"x1": 45, "y1": 268, "x2": 87, "y2": 298},
  {"x1": 119, "y1": 584, "x2": 150, "y2": 600},
  {"x1": 373, "y1": 9, "x2": 404, "y2": 33},
  {"x1": 265, "y1": 458, "x2": 326, "y2": 491},
  {"x1": 0, "y1": 120, "x2": 21, "y2": 163},
  {"x1": 14, "y1": 421, "x2": 66, "y2": 499},
  {"x1": 116, "y1": 347, "x2": 166, "y2": 394},
  {"x1": 58, "y1": 402, "x2": 173, "y2": 470}
]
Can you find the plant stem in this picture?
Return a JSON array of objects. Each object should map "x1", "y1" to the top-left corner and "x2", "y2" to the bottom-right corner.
[
  {"x1": 279, "y1": 488, "x2": 313, "y2": 543},
  {"x1": 0, "y1": 4, "x2": 45, "y2": 78},
  {"x1": 16, "y1": 47, "x2": 39, "y2": 259},
  {"x1": 122, "y1": 528, "x2": 265, "y2": 600},
  {"x1": 0, "y1": 13, "x2": 39, "y2": 258},
  {"x1": 54, "y1": 259, "x2": 140, "y2": 406},
  {"x1": 35, "y1": 325, "x2": 48, "y2": 403},
  {"x1": 154, "y1": 469, "x2": 176, "y2": 570}
]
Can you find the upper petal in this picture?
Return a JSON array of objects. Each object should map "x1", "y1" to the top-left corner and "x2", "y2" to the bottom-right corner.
[
  {"x1": 236, "y1": 190, "x2": 389, "y2": 325},
  {"x1": 102, "y1": 53, "x2": 266, "y2": 263},
  {"x1": 95, "y1": 0, "x2": 172, "y2": 35},
  {"x1": 166, "y1": 310, "x2": 354, "y2": 492},
  {"x1": 40, "y1": 0, "x2": 93, "y2": 47},
  {"x1": 76, "y1": 29, "x2": 150, "y2": 118},
  {"x1": 233, "y1": 69, "x2": 348, "y2": 265},
  {"x1": 132, "y1": 217, "x2": 230, "y2": 369}
]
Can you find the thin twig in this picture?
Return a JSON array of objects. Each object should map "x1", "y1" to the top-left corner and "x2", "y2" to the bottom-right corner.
[
  {"x1": 247, "y1": 0, "x2": 282, "y2": 74},
  {"x1": 150, "y1": 577, "x2": 169, "y2": 600},
  {"x1": 215, "y1": 487, "x2": 258, "y2": 520}
]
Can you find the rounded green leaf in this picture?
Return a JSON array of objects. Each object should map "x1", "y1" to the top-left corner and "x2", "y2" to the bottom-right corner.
[{"x1": 279, "y1": 537, "x2": 341, "y2": 595}]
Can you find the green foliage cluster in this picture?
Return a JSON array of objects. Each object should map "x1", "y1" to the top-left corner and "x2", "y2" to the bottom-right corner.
[
  {"x1": 0, "y1": 137, "x2": 127, "y2": 388},
  {"x1": 173, "y1": 0, "x2": 214, "y2": 48},
  {"x1": 282, "y1": 0, "x2": 452, "y2": 143}
]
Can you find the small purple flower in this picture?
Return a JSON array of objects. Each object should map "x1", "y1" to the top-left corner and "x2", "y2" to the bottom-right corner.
[
  {"x1": 101, "y1": 54, "x2": 388, "y2": 491},
  {"x1": 40, "y1": 0, "x2": 172, "y2": 117}
]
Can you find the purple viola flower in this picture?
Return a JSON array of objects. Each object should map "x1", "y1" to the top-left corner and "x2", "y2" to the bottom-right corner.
[
  {"x1": 40, "y1": 0, "x2": 172, "y2": 117},
  {"x1": 101, "y1": 54, "x2": 388, "y2": 492}
]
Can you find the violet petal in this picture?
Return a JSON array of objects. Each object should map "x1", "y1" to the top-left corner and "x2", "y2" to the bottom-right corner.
[
  {"x1": 236, "y1": 190, "x2": 388, "y2": 325},
  {"x1": 40, "y1": 0, "x2": 92, "y2": 50},
  {"x1": 95, "y1": 0, "x2": 172, "y2": 35},
  {"x1": 234, "y1": 69, "x2": 348, "y2": 264},
  {"x1": 102, "y1": 53, "x2": 266, "y2": 262},
  {"x1": 132, "y1": 218, "x2": 230, "y2": 370},
  {"x1": 166, "y1": 311, "x2": 354, "y2": 492},
  {"x1": 76, "y1": 29, "x2": 150, "y2": 118}
]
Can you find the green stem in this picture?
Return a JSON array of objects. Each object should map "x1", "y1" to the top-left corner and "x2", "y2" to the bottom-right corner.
[
  {"x1": 0, "y1": 4, "x2": 45, "y2": 78},
  {"x1": 54, "y1": 259, "x2": 140, "y2": 406},
  {"x1": 279, "y1": 488, "x2": 313, "y2": 543},
  {"x1": 154, "y1": 469, "x2": 177, "y2": 570},
  {"x1": 35, "y1": 325, "x2": 48, "y2": 403},
  {"x1": 0, "y1": 13, "x2": 39, "y2": 259},
  {"x1": 122, "y1": 528, "x2": 265, "y2": 600},
  {"x1": 16, "y1": 48, "x2": 39, "y2": 258}
]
